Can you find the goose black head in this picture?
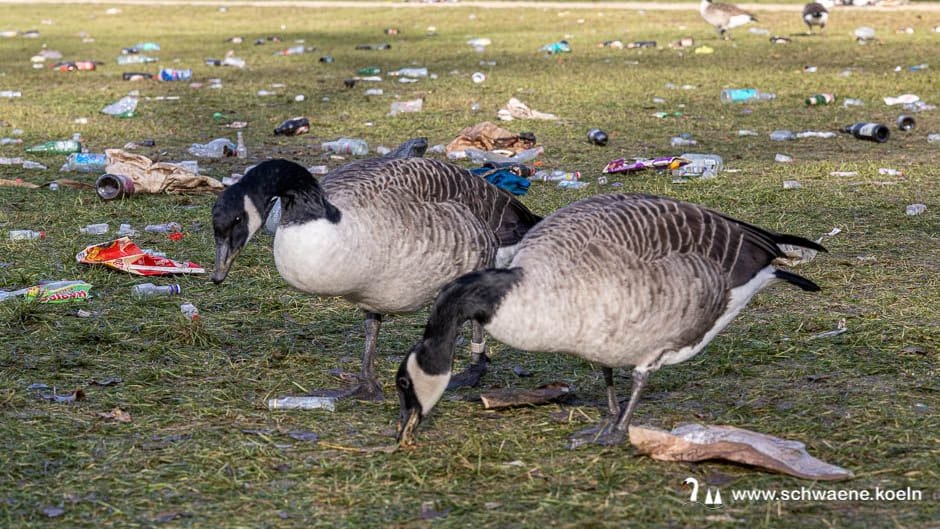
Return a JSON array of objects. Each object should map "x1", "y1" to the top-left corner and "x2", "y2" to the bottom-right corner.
[
  {"x1": 211, "y1": 159, "x2": 311, "y2": 283},
  {"x1": 396, "y1": 343, "x2": 451, "y2": 446}
]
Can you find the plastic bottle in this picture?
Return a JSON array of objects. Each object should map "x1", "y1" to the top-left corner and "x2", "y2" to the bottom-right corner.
[
  {"x1": 587, "y1": 128, "x2": 609, "y2": 146},
  {"x1": 132, "y1": 283, "x2": 181, "y2": 299},
  {"x1": 626, "y1": 41, "x2": 657, "y2": 48},
  {"x1": 769, "y1": 130, "x2": 796, "y2": 141},
  {"x1": 25, "y1": 140, "x2": 81, "y2": 154},
  {"x1": 144, "y1": 222, "x2": 182, "y2": 233},
  {"x1": 805, "y1": 93, "x2": 835, "y2": 106},
  {"x1": 928, "y1": 134, "x2": 940, "y2": 143},
  {"x1": 79, "y1": 223, "x2": 109, "y2": 235},
  {"x1": 365, "y1": 88, "x2": 383, "y2": 96},
  {"x1": 9, "y1": 229, "x2": 45, "y2": 240},
  {"x1": 670, "y1": 136, "x2": 697, "y2": 147},
  {"x1": 532, "y1": 169, "x2": 581, "y2": 182},
  {"x1": 906, "y1": 204, "x2": 927, "y2": 216},
  {"x1": 267, "y1": 396, "x2": 336, "y2": 411},
  {"x1": 236, "y1": 132, "x2": 247, "y2": 159},
  {"x1": 60, "y1": 153, "x2": 108, "y2": 173},
  {"x1": 673, "y1": 153, "x2": 724, "y2": 179},
  {"x1": 188, "y1": 138, "x2": 236, "y2": 157},
  {"x1": 389, "y1": 99, "x2": 423, "y2": 116},
  {"x1": 0, "y1": 138, "x2": 23, "y2": 145},
  {"x1": 275, "y1": 45, "x2": 305, "y2": 56},
  {"x1": 0, "y1": 90, "x2": 22, "y2": 98},
  {"x1": 843, "y1": 122, "x2": 889, "y2": 143},
  {"x1": 720, "y1": 89, "x2": 776, "y2": 103},
  {"x1": 357, "y1": 66, "x2": 381, "y2": 75},
  {"x1": 180, "y1": 302, "x2": 200, "y2": 321},
  {"x1": 101, "y1": 96, "x2": 138, "y2": 118},
  {"x1": 116, "y1": 55, "x2": 158, "y2": 65},
  {"x1": 389, "y1": 67, "x2": 428, "y2": 78},
  {"x1": 96, "y1": 174, "x2": 135, "y2": 200},
  {"x1": 159, "y1": 68, "x2": 192, "y2": 81},
  {"x1": 321, "y1": 138, "x2": 368, "y2": 156}
]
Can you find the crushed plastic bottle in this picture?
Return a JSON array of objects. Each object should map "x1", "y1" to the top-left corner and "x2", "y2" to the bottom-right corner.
[
  {"x1": 132, "y1": 283, "x2": 181, "y2": 299},
  {"x1": 267, "y1": 396, "x2": 336, "y2": 411},
  {"x1": 144, "y1": 222, "x2": 182, "y2": 233},
  {"x1": 79, "y1": 223, "x2": 109, "y2": 235},
  {"x1": 557, "y1": 180, "x2": 588, "y2": 189},
  {"x1": 389, "y1": 99, "x2": 423, "y2": 116},
  {"x1": 775, "y1": 153, "x2": 793, "y2": 163},
  {"x1": 188, "y1": 138, "x2": 236, "y2": 157},
  {"x1": 906, "y1": 204, "x2": 927, "y2": 216},
  {"x1": 770, "y1": 130, "x2": 796, "y2": 141},
  {"x1": 25, "y1": 139, "x2": 82, "y2": 154},
  {"x1": 928, "y1": 134, "x2": 940, "y2": 143},
  {"x1": 795, "y1": 131, "x2": 837, "y2": 139},
  {"x1": 180, "y1": 302, "x2": 200, "y2": 321},
  {"x1": 116, "y1": 55, "x2": 158, "y2": 65},
  {"x1": 782, "y1": 180, "x2": 802, "y2": 189},
  {"x1": 275, "y1": 45, "x2": 305, "y2": 56},
  {"x1": 842, "y1": 98, "x2": 864, "y2": 108},
  {"x1": 101, "y1": 96, "x2": 138, "y2": 118},
  {"x1": 9, "y1": 229, "x2": 45, "y2": 240},
  {"x1": 672, "y1": 153, "x2": 723, "y2": 179},
  {"x1": 389, "y1": 67, "x2": 428, "y2": 78},
  {"x1": 0, "y1": 90, "x2": 22, "y2": 98},
  {"x1": 365, "y1": 88, "x2": 384, "y2": 96},
  {"x1": 60, "y1": 153, "x2": 107, "y2": 172},
  {"x1": 670, "y1": 135, "x2": 697, "y2": 147},
  {"x1": 159, "y1": 68, "x2": 192, "y2": 81},
  {"x1": 540, "y1": 40, "x2": 571, "y2": 54},
  {"x1": 321, "y1": 138, "x2": 368, "y2": 156},
  {"x1": 884, "y1": 94, "x2": 919, "y2": 106},
  {"x1": 720, "y1": 89, "x2": 775, "y2": 103},
  {"x1": 737, "y1": 130, "x2": 759, "y2": 137}
]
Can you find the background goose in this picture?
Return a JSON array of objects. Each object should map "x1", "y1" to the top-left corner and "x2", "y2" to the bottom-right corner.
[
  {"x1": 802, "y1": 2, "x2": 830, "y2": 34},
  {"x1": 700, "y1": 0, "x2": 758, "y2": 40},
  {"x1": 212, "y1": 157, "x2": 540, "y2": 400},
  {"x1": 396, "y1": 193, "x2": 825, "y2": 446}
]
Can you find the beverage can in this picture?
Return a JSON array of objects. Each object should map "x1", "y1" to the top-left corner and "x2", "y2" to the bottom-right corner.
[{"x1": 96, "y1": 174, "x2": 136, "y2": 200}]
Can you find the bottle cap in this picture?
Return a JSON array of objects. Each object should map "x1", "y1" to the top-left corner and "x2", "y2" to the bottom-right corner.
[{"x1": 38, "y1": 231, "x2": 46, "y2": 239}]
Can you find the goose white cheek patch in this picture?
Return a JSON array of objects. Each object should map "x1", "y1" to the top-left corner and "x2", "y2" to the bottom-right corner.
[{"x1": 243, "y1": 195, "x2": 263, "y2": 241}]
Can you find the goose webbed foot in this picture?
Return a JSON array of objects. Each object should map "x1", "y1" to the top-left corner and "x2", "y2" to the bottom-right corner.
[
  {"x1": 310, "y1": 373, "x2": 385, "y2": 401},
  {"x1": 447, "y1": 352, "x2": 489, "y2": 389},
  {"x1": 567, "y1": 419, "x2": 628, "y2": 449}
]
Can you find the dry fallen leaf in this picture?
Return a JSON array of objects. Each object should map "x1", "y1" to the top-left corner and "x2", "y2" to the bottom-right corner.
[
  {"x1": 98, "y1": 407, "x2": 132, "y2": 423},
  {"x1": 629, "y1": 423, "x2": 854, "y2": 481},
  {"x1": 480, "y1": 382, "x2": 573, "y2": 409}
]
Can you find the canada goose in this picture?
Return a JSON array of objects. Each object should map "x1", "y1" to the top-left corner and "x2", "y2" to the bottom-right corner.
[
  {"x1": 396, "y1": 193, "x2": 825, "y2": 446},
  {"x1": 700, "y1": 0, "x2": 758, "y2": 40},
  {"x1": 212, "y1": 157, "x2": 540, "y2": 400},
  {"x1": 802, "y1": 2, "x2": 830, "y2": 34}
]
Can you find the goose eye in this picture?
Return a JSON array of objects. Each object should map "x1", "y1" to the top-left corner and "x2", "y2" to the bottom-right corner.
[{"x1": 397, "y1": 376, "x2": 411, "y2": 390}]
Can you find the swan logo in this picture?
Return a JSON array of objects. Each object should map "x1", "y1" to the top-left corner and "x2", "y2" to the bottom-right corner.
[{"x1": 684, "y1": 477, "x2": 724, "y2": 508}]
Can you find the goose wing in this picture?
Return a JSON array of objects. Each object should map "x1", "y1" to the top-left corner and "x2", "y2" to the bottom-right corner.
[{"x1": 322, "y1": 157, "x2": 539, "y2": 247}]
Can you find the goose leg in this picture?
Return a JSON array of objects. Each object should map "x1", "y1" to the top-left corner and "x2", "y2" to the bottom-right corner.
[
  {"x1": 447, "y1": 321, "x2": 489, "y2": 389},
  {"x1": 567, "y1": 367, "x2": 620, "y2": 449},
  {"x1": 316, "y1": 312, "x2": 385, "y2": 401},
  {"x1": 568, "y1": 367, "x2": 650, "y2": 448}
]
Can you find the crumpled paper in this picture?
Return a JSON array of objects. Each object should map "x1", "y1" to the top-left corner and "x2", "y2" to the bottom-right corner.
[
  {"x1": 630, "y1": 423, "x2": 854, "y2": 481},
  {"x1": 446, "y1": 122, "x2": 537, "y2": 154},
  {"x1": 105, "y1": 149, "x2": 223, "y2": 194},
  {"x1": 497, "y1": 98, "x2": 559, "y2": 122},
  {"x1": 76, "y1": 237, "x2": 205, "y2": 275}
]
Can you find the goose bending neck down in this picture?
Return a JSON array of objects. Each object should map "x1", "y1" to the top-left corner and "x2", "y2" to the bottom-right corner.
[
  {"x1": 212, "y1": 157, "x2": 540, "y2": 401},
  {"x1": 396, "y1": 193, "x2": 826, "y2": 447}
]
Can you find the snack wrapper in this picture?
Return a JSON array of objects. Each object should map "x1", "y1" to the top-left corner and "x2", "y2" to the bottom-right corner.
[
  {"x1": 0, "y1": 280, "x2": 92, "y2": 303},
  {"x1": 603, "y1": 156, "x2": 689, "y2": 174},
  {"x1": 76, "y1": 237, "x2": 204, "y2": 275}
]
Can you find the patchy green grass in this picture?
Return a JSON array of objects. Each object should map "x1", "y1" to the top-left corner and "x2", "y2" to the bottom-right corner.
[{"x1": 1, "y1": 2, "x2": 939, "y2": 528}]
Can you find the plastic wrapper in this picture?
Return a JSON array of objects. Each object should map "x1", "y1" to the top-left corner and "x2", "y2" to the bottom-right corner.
[
  {"x1": 0, "y1": 280, "x2": 92, "y2": 303},
  {"x1": 603, "y1": 156, "x2": 689, "y2": 174},
  {"x1": 76, "y1": 237, "x2": 204, "y2": 276}
]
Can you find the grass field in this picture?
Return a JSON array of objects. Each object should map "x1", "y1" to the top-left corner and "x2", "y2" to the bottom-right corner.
[{"x1": 1, "y1": 1, "x2": 939, "y2": 527}]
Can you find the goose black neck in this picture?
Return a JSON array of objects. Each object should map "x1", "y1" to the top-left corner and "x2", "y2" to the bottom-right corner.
[
  {"x1": 243, "y1": 159, "x2": 340, "y2": 224},
  {"x1": 416, "y1": 268, "x2": 522, "y2": 375}
]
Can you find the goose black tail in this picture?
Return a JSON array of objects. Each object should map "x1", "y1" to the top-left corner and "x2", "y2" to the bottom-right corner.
[
  {"x1": 496, "y1": 198, "x2": 542, "y2": 247},
  {"x1": 774, "y1": 269, "x2": 821, "y2": 292}
]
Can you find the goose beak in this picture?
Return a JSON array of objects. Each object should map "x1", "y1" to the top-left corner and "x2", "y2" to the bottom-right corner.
[
  {"x1": 211, "y1": 240, "x2": 237, "y2": 284},
  {"x1": 396, "y1": 407, "x2": 421, "y2": 447}
]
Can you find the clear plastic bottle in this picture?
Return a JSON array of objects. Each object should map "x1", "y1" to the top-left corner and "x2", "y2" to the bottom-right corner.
[
  {"x1": 928, "y1": 133, "x2": 940, "y2": 143},
  {"x1": 80, "y1": 223, "x2": 109, "y2": 235},
  {"x1": 720, "y1": 88, "x2": 776, "y2": 103},
  {"x1": 389, "y1": 99, "x2": 423, "y2": 116},
  {"x1": 389, "y1": 67, "x2": 428, "y2": 78},
  {"x1": 188, "y1": 138, "x2": 236, "y2": 158},
  {"x1": 673, "y1": 153, "x2": 724, "y2": 179},
  {"x1": 101, "y1": 96, "x2": 138, "y2": 118},
  {"x1": 267, "y1": 396, "x2": 336, "y2": 411},
  {"x1": 0, "y1": 90, "x2": 22, "y2": 98},
  {"x1": 9, "y1": 229, "x2": 45, "y2": 240},
  {"x1": 321, "y1": 138, "x2": 369, "y2": 156},
  {"x1": 180, "y1": 302, "x2": 200, "y2": 320},
  {"x1": 132, "y1": 283, "x2": 181, "y2": 298},
  {"x1": 60, "y1": 153, "x2": 108, "y2": 173},
  {"x1": 116, "y1": 55, "x2": 158, "y2": 65},
  {"x1": 144, "y1": 222, "x2": 182, "y2": 233},
  {"x1": 769, "y1": 130, "x2": 796, "y2": 141},
  {"x1": 236, "y1": 132, "x2": 247, "y2": 159},
  {"x1": 670, "y1": 136, "x2": 697, "y2": 147},
  {"x1": 532, "y1": 169, "x2": 581, "y2": 182}
]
